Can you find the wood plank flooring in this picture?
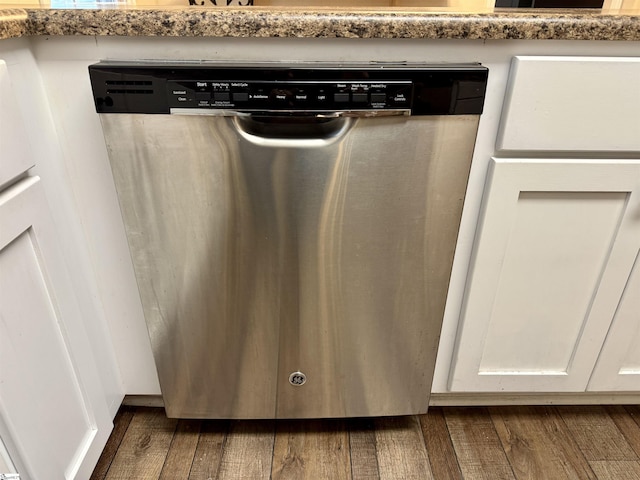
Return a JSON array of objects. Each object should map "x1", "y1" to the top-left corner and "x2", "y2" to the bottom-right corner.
[{"x1": 91, "y1": 405, "x2": 640, "y2": 480}]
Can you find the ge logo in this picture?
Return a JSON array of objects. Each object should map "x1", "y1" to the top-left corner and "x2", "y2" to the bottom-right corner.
[{"x1": 289, "y1": 372, "x2": 307, "y2": 386}]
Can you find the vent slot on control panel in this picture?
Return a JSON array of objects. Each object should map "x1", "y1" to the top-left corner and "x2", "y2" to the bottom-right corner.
[
  {"x1": 105, "y1": 80, "x2": 155, "y2": 95},
  {"x1": 106, "y1": 89, "x2": 154, "y2": 95},
  {"x1": 106, "y1": 80, "x2": 152, "y2": 86}
]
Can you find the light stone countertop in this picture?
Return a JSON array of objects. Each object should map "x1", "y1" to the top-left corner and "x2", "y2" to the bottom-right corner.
[{"x1": 0, "y1": 5, "x2": 639, "y2": 41}]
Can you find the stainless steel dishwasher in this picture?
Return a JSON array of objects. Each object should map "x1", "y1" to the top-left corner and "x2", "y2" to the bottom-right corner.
[{"x1": 89, "y1": 61, "x2": 488, "y2": 419}]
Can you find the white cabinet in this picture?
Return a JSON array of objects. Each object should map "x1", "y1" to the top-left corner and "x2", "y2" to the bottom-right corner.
[
  {"x1": 449, "y1": 158, "x2": 640, "y2": 392},
  {"x1": 0, "y1": 52, "x2": 113, "y2": 479},
  {"x1": 0, "y1": 177, "x2": 112, "y2": 480},
  {"x1": 447, "y1": 55, "x2": 640, "y2": 395}
]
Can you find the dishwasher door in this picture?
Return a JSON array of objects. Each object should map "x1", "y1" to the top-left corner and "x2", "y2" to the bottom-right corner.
[
  {"x1": 91, "y1": 61, "x2": 488, "y2": 419},
  {"x1": 102, "y1": 113, "x2": 479, "y2": 419}
]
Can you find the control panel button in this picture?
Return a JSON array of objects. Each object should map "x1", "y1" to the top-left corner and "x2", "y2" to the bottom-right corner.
[
  {"x1": 393, "y1": 95, "x2": 408, "y2": 104},
  {"x1": 334, "y1": 93, "x2": 350, "y2": 103},
  {"x1": 371, "y1": 93, "x2": 386, "y2": 103},
  {"x1": 214, "y1": 92, "x2": 230, "y2": 102},
  {"x1": 232, "y1": 92, "x2": 249, "y2": 102},
  {"x1": 271, "y1": 89, "x2": 290, "y2": 102},
  {"x1": 352, "y1": 93, "x2": 368, "y2": 103},
  {"x1": 195, "y1": 92, "x2": 211, "y2": 102}
]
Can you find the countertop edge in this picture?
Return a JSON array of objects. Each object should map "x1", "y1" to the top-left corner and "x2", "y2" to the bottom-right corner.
[
  {"x1": 0, "y1": 8, "x2": 28, "y2": 39},
  {"x1": 0, "y1": 7, "x2": 639, "y2": 42}
]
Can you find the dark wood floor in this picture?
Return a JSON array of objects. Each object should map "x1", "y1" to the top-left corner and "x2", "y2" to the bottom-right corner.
[{"x1": 90, "y1": 405, "x2": 640, "y2": 480}]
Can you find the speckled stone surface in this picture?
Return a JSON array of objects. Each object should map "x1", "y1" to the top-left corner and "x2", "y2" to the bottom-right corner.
[
  {"x1": 0, "y1": 8, "x2": 28, "y2": 39},
  {"x1": 1, "y1": 7, "x2": 639, "y2": 41}
]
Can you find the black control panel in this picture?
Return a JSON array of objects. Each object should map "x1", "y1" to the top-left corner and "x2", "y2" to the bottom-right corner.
[
  {"x1": 89, "y1": 62, "x2": 488, "y2": 116},
  {"x1": 167, "y1": 80, "x2": 413, "y2": 111}
]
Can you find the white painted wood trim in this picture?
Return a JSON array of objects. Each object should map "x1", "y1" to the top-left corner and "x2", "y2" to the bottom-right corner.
[{"x1": 0, "y1": 59, "x2": 34, "y2": 190}]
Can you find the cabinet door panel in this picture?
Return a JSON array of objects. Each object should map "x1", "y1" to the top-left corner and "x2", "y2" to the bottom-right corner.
[
  {"x1": 449, "y1": 159, "x2": 640, "y2": 392},
  {"x1": 479, "y1": 191, "x2": 626, "y2": 374},
  {"x1": 0, "y1": 177, "x2": 111, "y2": 479},
  {"x1": 588, "y1": 249, "x2": 640, "y2": 391},
  {"x1": 497, "y1": 56, "x2": 640, "y2": 153}
]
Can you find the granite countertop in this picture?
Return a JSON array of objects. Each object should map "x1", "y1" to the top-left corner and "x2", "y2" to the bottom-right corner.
[{"x1": 1, "y1": 5, "x2": 639, "y2": 41}]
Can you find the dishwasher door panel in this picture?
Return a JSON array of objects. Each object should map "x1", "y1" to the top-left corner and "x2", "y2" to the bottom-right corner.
[{"x1": 102, "y1": 113, "x2": 479, "y2": 419}]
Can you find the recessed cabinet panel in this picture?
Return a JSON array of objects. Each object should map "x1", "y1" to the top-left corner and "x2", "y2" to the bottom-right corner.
[
  {"x1": 588, "y1": 250, "x2": 640, "y2": 391},
  {"x1": 479, "y1": 191, "x2": 627, "y2": 374},
  {"x1": 450, "y1": 159, "x2": 640, "y2": 392},
  {"x1": 497, "y1": 56, "x2": 640, "y2": 153}
]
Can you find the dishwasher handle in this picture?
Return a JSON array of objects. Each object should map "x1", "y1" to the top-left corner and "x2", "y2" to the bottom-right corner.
[
  {"x1": 170, "y1": 108, "x2": 410, "y2": 148},
  {"x1": 231, "y1": 114, "x2": 355, "y2": 148}
]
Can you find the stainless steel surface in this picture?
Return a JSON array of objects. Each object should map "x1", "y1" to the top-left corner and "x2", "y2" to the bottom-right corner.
[{"x1": 102, "y1": 113, "x2": 480, "y2": 419}]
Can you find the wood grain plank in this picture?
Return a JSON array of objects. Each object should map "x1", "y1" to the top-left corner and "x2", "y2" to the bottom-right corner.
[
  {"x1": 419, "y1": 408, "x2": 463, "y2": 480},
  {"x1": 444, "y1": 407, "x2": 516, "y2": 480},
  {"x1": 105, "y1": 407, "x2": 178, "y2": 480},
  {"x1": 90, "y1": 406, "x2": 136, "y2": 480},
  {"x1": 558, "y1": 406, "x2": 638, "y2": 461},
  {"x1": 489, "y1": 406, "x2": 596, "y2": 480},
  {"x1": 188, "y1": 420, "x2": 228, "y2": 480},
  {"x1": 589, "y1": 460, "x2": 640, "y2": 479},
  {"x1": 606, "y1": 406, "x2": 640, "y2": 458},
  {"x1": 374, "y1": 416, "x2": 433, "y2": 480},
  {"x1": 216, "y1": 420, "x2": 274, "y2": 479},
  {"x1": 271, "y1": 419, "x2": 351, "y2": 480},
  {"x1": 349, "y1": 418, "x2": 380, "y2": 480},
  {"x1": 159, "y1": 419, "x2": 201, "y2": 480},
  {"x1": 626, "y1": 406, "x2": 640, "y2": 433}
]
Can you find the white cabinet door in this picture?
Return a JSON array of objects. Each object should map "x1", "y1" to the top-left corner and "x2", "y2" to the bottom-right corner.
[
  {"x1": 497, "y1": 56, "x2": 640, "y2": 153},
  {"x1": 588, "y1": 248, "x2": 640, "y2": 392},
  {"x1": 449, "y1": 158, "x2": 640, "y2": 392},
  {"x1": 0, "y1": 177, "x2": 112, "y2": 480}
]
